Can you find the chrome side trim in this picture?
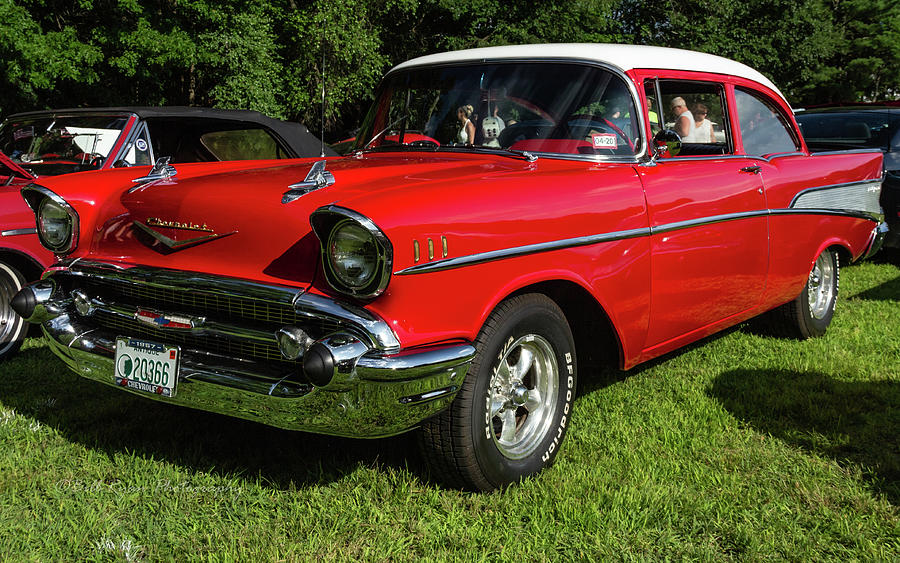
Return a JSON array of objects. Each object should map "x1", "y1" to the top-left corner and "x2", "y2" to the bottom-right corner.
[
  {"x1": 395, "y1": 227, "x2": 649, "y2": 275},
  {"x1": 1, "y1": 228, "x2": 37, "y2": 237},
  {"x1": 808, "y1": 148, "x2": 883, "y2": 157},
  {"x1": 789, "y1": 179, "x2": 883, "y2": 220},
  {"x1": 395, "y1": 204, "x2": 883, "y2": 276}
]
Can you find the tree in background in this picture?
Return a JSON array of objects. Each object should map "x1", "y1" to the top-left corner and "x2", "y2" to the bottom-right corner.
[{"x1": 0, "y1": 0, "x2": 897, "y2": 139}]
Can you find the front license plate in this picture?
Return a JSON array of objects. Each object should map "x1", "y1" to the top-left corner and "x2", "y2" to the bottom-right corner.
[{"x1": 114, "y1": 337, "x2": 180, "y2": 397}]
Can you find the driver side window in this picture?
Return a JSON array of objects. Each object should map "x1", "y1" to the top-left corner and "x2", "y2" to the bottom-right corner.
[{"x1": 651, "y1": 79, "x2": 732, "y2": 156}]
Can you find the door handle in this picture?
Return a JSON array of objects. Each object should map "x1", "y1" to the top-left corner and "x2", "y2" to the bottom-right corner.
[{"x1": 740, "y1": 165, "x2": 762, "y2": 174}]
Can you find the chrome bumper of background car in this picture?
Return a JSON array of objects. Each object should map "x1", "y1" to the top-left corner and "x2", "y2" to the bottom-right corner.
[
  {"x1": 14, "y1": 264, "x2": 475, "y2": 437},
  {"x1": 861, "y1": 221, "x2": 889, "y2": 260}
]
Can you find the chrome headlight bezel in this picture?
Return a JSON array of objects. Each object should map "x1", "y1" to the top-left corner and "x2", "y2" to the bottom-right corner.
[
  {"x1": 311, "y1": 206, "x2": 393, "y2": 299},
  {"x1": 22, "y1": 184, "x2": 80, "y2": 254}
]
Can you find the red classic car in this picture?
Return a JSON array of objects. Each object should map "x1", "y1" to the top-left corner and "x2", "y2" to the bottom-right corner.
[
  {"x1": 11, "y1": 45, "x2": 885, "y2": 491},
  {"x1": 0, "y1": 107, "x2": 332, "y2": 360}
]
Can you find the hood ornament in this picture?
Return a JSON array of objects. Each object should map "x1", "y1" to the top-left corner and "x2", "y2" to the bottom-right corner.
[
  {"x1": 132, "y1": 156, "x2": 177, "y2": 185},
  {"x1": 282, "y1": 160, "x2": 335, "y2": 204}
]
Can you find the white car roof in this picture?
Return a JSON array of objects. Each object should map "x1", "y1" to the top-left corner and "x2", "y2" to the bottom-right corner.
[{"x1": 392, "y1": 43, "x2": 786, "y2": 103}]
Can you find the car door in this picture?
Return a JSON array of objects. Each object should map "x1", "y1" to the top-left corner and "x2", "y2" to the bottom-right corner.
[{"x1": 637, "y1": 78, "x2": 769, "y2": 352}]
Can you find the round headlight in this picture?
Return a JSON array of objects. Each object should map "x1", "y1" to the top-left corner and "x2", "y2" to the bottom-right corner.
[
  {"x1": 327, "y1": 220, "x2": 379, "y2": 290},
  {"x1": 38, "y1": 198, "x2": 74, "y2": 251}
]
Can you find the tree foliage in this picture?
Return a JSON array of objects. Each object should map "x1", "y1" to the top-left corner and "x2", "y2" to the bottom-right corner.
[{"x1": 0, "y1": 0, "x2": 896, "y2": 138}]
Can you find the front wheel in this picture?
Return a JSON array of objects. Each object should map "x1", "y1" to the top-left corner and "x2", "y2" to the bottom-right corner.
[
  {"x1": 418, "y1": 294, "x2": 577, "y2": 491},
  {"x1": 765, "y1": 248, "x2": 840, "y2": 339},
  {"x1": 0, "y1": 261, "x2": 27, "y2": 360}
]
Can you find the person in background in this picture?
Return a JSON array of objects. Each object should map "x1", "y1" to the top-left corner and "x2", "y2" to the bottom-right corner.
[
  {"x1": 670, "y1": 96, "x2": 696, "y2": 140},
  {"x1": 457, "y1": 105, "x2": 475, "y2": 144},
  {"x1": 691, "y1": 102, "x2": 716, "y2": 142}
]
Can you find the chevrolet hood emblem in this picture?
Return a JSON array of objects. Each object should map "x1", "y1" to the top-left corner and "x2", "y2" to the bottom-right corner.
[{"x1": 133, "y1": 219, "x2": 236, "y2": 251}]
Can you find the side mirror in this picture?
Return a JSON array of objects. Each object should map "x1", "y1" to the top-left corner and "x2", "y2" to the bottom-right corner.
[{"x1": 653, "y1": 129, "x2": 682, "y2": 158}]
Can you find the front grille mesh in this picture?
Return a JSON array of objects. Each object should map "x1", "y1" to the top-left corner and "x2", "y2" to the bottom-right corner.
[{"x1": 67, "y1": 276, "x2": 342, "y2": 366}]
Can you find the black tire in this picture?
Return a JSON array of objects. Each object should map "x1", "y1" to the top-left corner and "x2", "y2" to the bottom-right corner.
[
  {"x1": 0, "y1": 261, "x2": 27, "y2": 360},
  {"x1": 418, "y1": 293, "x2": 577, "y2": 491},
  {"x1": 764, "y1": 248, "x2": 840, "y2": 339}
]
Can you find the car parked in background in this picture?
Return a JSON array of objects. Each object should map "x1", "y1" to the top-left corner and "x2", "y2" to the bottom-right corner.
[
  {"x1": 795, "y1": 103, "x2": 899, "y2": 247},
  {"x1": 11, "y1": 45, "x2": 885, "y2": 490},
  {"x1": 0, "y1": 107, "x2": 333, "y2": 360}
]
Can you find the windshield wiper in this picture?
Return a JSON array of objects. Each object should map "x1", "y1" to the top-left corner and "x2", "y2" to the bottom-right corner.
[
  {"x1": 362, "y1": 113, "x2": 410, "y2": 149},
  {"x1": 439, "y1": 145, "x2": 538, "y2": 162}
]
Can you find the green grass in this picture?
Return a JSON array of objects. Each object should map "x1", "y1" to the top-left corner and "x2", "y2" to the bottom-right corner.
[{"x1": 1, "y1": 256, "x2": 899, "y2": 561}]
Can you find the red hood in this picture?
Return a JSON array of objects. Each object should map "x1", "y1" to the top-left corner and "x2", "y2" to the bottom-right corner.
[
  {"x1": 68, "y1": 153, "x2": 539, "y2": 287},
  {"x1": 0, "y1": 150, "x2": 34, "y2": 181}
]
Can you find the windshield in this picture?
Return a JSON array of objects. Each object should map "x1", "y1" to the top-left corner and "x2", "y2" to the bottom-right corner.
[
  {"x1": 355, "y1": 62, "x2": 641, "y2": 158},
  {"x1": 0, "y1": 114, "x2": 130, "y2": 176},
  {"x1": 795, "y1": 110, "x2": 899, "y2": 152}
]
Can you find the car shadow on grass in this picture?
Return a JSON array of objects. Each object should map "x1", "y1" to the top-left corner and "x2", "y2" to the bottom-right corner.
[
  {"x1": 708, "y1": 368, "x2": 900, "y2": 504},
  {"x1": 0, "y1": 345, "x2": 420, "y2": 490}
]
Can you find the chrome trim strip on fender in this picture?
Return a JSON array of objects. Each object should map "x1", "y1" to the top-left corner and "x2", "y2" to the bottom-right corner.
[
  {"x1": 395, "y1": 204, "x2": 882, "y2": 276},
  {"x1": 1, "y1": 228, "x2": 37, "y2": 237},
  {"x1": 789, "y1": 179, "x2": 883, "y2": 220},
  {"x1": 395, "y1": 227, "x2": 650, "y2": 275}
]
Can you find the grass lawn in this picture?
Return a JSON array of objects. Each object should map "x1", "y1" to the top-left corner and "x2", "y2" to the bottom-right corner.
[{"x1": 1, "y1": 255, "x2": 898, "y2": 561}]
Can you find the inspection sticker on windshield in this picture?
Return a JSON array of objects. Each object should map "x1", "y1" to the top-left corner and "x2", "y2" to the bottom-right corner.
[
  {"x1": 114, "y1": 337, "x2": 180, "y2": 397},
  {"x1": 591, "y1": 133, "x2": 617, "y2": 149}
]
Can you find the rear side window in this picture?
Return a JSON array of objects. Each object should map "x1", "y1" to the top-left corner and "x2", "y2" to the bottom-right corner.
[
  {"x1": 200, "y1": 129, "x2": 284, "y2": 161},
  {"x1": 735, "y1": 88, "x2": 800, "y2": 156}
]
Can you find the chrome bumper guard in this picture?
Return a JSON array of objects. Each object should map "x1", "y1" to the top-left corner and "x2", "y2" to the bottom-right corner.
[
  {"x1": 861, "y1": 221, "x2": 889, "y2": 260},
  {"x1": 19, "y1": 263, "x2": 475, "y2": 438}
]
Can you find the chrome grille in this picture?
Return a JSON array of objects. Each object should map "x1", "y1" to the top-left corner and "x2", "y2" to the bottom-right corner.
[
  {"x1": 75, "y1": 277, "x2": 343, "y2": 336},
  {"x1": 94, "y1": 311, "x2": 289, "y2": 364},
  {"x1": 60, "y1": 274, "x2": 345, "y2": 368}
]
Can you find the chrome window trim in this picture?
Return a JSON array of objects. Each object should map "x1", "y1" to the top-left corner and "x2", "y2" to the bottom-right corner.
[
  {"x1": 110, "y1": 114, "x2": 146, "y2": 165},
  {"x1": 377, "y1": 57, "x2": 649, "y2": 163}
]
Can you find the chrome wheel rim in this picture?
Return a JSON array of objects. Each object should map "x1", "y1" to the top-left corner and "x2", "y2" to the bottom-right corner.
[
  {"x1": 0, "y1": 269, "x2": 23, "y2": 349},
  {"x1": 487, "y1": 335, "x2": 559, "y2": 460},
  {"x1": 807, "y1": 252, "x2": 835, "y2": 319}
]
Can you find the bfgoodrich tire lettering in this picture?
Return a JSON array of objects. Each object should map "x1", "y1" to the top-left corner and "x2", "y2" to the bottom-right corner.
[
  {"x1": 418, "y1": 293, "x2": 577, "y2": 491},
  {"x1": 0, "y1": 261, "x2": 27, "y2": 360}
]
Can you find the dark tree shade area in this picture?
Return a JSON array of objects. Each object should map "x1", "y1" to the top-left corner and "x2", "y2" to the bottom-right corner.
[{"x1": 1, "y1": 0, "x2": 897, "y2": 140}]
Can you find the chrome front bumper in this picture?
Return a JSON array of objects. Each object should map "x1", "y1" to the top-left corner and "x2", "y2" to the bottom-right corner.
[{"x1": 17, "y1": 262, "x2": 475, "y2": 438}]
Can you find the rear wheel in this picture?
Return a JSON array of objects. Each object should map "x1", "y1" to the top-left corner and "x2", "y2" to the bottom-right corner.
[
  {"x1": 0, "y1": 261, "x2": 27, "y2": 360},
  {"x1": 418, "y1": 294, "x2": 577, "y2": 491},
  {"x1": 765, "y1": 248, "x2": 840, "y2": 339}
]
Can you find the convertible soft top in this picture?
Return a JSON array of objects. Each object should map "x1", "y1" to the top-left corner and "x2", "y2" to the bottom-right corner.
[{"x1": 4, "y1": 106, "x2": 335, "y2": 158}]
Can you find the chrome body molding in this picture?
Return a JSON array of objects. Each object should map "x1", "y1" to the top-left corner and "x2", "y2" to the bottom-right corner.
[
  {"x1": 790, "y1": 179, "x2": 884, "y2": 221},
  {"x1": 396, "y1": 182, "x2": 884, "y2": 276},
  {"x1": 39, "y1": 310, "x2": 474, "y2": 437},
  {"x1": 395, "y1": 228, "x2": 650, "y2": 275},
  {"x1": 1, "y1": 228, "x2": 37, "y2": 237}
]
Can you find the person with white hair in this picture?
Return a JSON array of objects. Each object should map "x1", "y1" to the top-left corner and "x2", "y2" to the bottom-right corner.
[{"x1": 670, "y1": 96, "x2": 697, "y2": 141}]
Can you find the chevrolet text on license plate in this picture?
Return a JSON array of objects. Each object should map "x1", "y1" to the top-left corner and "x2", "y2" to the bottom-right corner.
[{"x1": 114, "y1": 337, "x2": 180, "y2": 397}]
